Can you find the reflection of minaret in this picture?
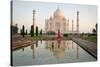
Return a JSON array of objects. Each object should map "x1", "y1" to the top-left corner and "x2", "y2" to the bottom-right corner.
[
  {"x1": 22, "y1": 48, "x2": 24, "y2": 51},
  {"x1": 67, "y1": 41, "x2": 69, "y2": 49},
  {"x1": 31, "y1": 45, "x2": 35, "y2": 58},
  {"x1": 72, "y1": 41, "x2": 74, "y2": 49},
  {"x1": 36, "y1": 40, "x2": 38, "y2": 47},
  {"x1": 72, "y1": 20, "x2": 74, "y2": 33},
  {"x1": 33, "y1": 10, "x2": 36, "y2": 32},
  {"x1": 76, "y1": 11, "x2": 79, "y2": 33},
  {"x1": 76, "y1": 45, "x2": 79, "y2": 59},
  {"x1": 40, "y1": 39, "x2": 42, "y2": 44}
]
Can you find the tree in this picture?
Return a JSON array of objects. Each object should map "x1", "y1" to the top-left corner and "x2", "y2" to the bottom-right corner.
[
  {"x1": 20, "y1": 29, "x2": 22, "y2": 35},
  {"x1": 30, "y1": 25, "x2": 34, "y2": 37},
  {"x1": 81, "y1": 32, "x2": 84, "y2": 37},
  {"x1": 92, "y1": 23, "x2": 97, "y2": 34},
  {"x1": 15, "y1": 24, "x2": 18, "y2": 34},
  {"x1": 22, "y1": 25, "x2": 25, "y2": 37},
  {"x1": 26, "y1": 29, "x2": 27, "y2": 35},
  {"x1": 92, "y1": 28, "x2": 96, "y2": 34},
  {"x1": 40, "y1": 29, "x2": 42, "y2": 36},
  {"x1": 11, "y1": 24, "x2": 18, "y2": 35},
  {"x1": 36, "y1": 26, "x2": 38, "y2": 36},
  {"x1": 95, "y1": 23, "x2": 97, "y2": 32}
]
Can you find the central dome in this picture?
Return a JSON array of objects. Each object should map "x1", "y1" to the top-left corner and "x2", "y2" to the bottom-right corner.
[{"x1": 54, "y1": 8, "x2": 65, "y2": 19}]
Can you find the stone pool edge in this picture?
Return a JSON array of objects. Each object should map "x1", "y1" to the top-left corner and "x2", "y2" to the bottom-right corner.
[{"x1": 72, "y1": 38, "x2": 97, "y2": 59}]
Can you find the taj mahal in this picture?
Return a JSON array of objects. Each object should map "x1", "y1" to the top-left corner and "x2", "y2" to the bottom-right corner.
[{"x1": 45, "y1": 7, "x2": 79, "y2": 34}]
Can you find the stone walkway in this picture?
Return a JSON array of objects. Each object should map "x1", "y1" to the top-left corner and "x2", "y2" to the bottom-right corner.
[
  {"x1": 72, "y1": 38, "x2": 97, "y2": 59},
  {"x1": 12, "y1": 35, "x2": 35, "y2": 51}
]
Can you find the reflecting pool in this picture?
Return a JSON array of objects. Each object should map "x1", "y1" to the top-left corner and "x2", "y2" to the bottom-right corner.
[{"x1": 12, "y1": 40, "x2": 96, "y2": 66}]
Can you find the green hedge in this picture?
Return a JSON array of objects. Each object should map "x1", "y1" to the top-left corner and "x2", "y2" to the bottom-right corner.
[
  {"x1": 63, "y1": 34, "x2": 68, "y2": 37},
  {"x1": 47, "y1": 31, "x2": 56, "y2": 35}
]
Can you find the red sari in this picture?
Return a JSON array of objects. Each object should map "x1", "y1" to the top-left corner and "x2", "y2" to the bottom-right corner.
[
  {"x1": 57, "y1": 30, "x2": 61, "y2": 48},
  {"x1": 57, "y1": 30, "x2": 61, "y2": 39}
]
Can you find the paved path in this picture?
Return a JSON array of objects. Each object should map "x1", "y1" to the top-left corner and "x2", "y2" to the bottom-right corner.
[
  {"x1": 12, "y1": 35, "x2": 35, "y2": 51},
  {"x1": 72, "y1": 38, "x2": 97, "y2": 59}
]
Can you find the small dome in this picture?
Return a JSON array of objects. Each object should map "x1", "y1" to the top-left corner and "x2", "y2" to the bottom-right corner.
[{"x1": 54, "y1": 7, "x2": 65, "y2": 19}]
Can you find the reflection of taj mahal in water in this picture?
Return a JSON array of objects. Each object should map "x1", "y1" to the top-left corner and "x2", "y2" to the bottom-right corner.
[
  {"x1": 45, "y1": 40, "x2": 80, "y2": 59},
  {"x1": 30, "y1": 40, "x2": 80, "y2": 59},
  {"x1": 45, "y1": 7, "x2": 79, "y2": 34}
]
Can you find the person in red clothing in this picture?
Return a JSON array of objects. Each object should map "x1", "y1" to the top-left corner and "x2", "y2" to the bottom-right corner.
[
  {"x1": 57, "y1": 30, "x2": 61, "y2": 48},
  {"x1": 57, "y1": 30, "x2": 61, "y2": 39}
]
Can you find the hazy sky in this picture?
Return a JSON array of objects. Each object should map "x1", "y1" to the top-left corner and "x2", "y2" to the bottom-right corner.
[{"x1": 12, "y1": 0, "x2": 97, "y2": 33}]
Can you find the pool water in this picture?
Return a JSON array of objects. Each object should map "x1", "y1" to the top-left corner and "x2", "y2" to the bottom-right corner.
[{"x1": 12, "y1": 40, "x2": 96, "y2": 66}]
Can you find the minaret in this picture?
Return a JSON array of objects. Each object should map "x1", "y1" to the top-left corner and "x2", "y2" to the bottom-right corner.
[
  {"x1": 45, "y1": 19, "x2": 48, "y2": 33},
  {"x1": 72, "y1": 19, "x2": 74, "y2": 32},
  {"x1": 33, "y1": 10, "x2": 36, "y2": 31},
  {"x1": 76, "y1": 11, "x2": 79, "y2": 33},
  {"x1": 67, "y1": 19, "x2": 69, "y2": 31}
]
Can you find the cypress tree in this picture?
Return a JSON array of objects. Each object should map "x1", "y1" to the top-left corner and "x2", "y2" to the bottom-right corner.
[
  {"x1": 20, "y1": 29, "x2": 22, "y2": 35},
  {"x1": 31, "y1": 25, "x2": 34, "y2": 37},
  {"x1": 22, "y1": 25, "x2": 25, "y2": 37},
  {"x1": 26, "y1": 29, "x2": 27, "y2": 35},
  {"x1": 36, "y1": 26, "x2": 38, "y2": 36},
  {"x1": 40, "y1": 29, "x2": 42, "y2": 36}
]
